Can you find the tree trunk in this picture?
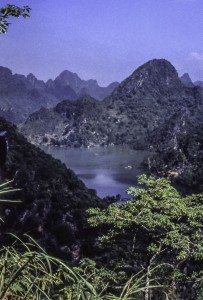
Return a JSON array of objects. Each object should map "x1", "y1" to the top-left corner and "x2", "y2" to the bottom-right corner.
[{"x1": 145, "y1": 266, "x2": 151, "y2": 300}]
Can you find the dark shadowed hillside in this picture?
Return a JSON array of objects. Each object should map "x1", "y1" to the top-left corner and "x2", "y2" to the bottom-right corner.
[
  {"x1": 145, "y1": 91, "x2": 203, "y2": 192},
  {"x1": 0, "y1": 117, "x2": 102, "y2": 259}
]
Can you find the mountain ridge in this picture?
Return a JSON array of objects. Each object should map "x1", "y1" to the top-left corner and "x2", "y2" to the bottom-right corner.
[
  {"x1": 21, "y1": 59, "x2": 201, "y2": 148},
  {"x1": 0, "y1": 66, "x2": 119, "y2": 123}
]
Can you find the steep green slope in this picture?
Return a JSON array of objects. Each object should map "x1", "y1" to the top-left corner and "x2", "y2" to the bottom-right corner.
[{"x1": 0, "y1": 117, "x2": 101, "y2": 259}]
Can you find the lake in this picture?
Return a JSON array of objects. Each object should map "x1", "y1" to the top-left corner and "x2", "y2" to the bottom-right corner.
[{"x1": 41, "y1": 146, "x2": 149, "y2": 198}]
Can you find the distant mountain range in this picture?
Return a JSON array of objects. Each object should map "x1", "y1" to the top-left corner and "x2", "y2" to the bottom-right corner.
[
  {"x1": 20, "y1": 59, "x2": 203, "y2": 192},
  {"x1": 0, "y1": 63, "x2": 202, "y2": 125},
  {"x1": 0, "y1": 66, "x2": 119, "y2": 123},
  {"x1": 194, "y1": 80, "x2": 203, "y2": 88},
  {"x1": 180, "y1": 72, "x2": 203, "y2": 88}
]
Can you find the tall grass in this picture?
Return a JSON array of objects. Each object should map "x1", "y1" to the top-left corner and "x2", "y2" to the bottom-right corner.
[
  {"x1": 0, "y1": 236, "x2": 167, "y2": 299},
  {"x1": 0, "y1": 180, "x2": 21, "y2": 223},
  {"x1": 0, "y1": 235, "x2": 95, "y2": 299},
  {"x1": 0, "y1": 236, "x2": 106, "y2": 299}
]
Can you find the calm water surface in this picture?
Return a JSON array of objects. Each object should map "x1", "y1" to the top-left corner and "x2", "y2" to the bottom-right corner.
[{"x1": 41, "y1": 146, "x2": 149, "y2": 198}]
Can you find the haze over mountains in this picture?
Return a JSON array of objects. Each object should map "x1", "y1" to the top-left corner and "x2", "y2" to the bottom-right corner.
[
  {"x1": 0, "y1": 62, "x2": 202, "y2": 125},
  {"x1": 0, "y1": 66, "x2": 119, "y2": 123},
  {"x1": 21, "y1": 59, "x2": 203, "y2": 148}
]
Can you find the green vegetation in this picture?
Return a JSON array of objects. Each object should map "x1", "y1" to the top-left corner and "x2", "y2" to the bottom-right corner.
[
  {"x1": 2, "y1": 164, "x2": 203, "y2": 298},
  {"x1": 0, "y1": 241, "x2": 160, "y2": 300},
  {"x1": 0, "y1": 4, "x2": 31, "y2": 34},
  {"x1": 88, "y1": 175, "x2": 203, "y2": 299}
]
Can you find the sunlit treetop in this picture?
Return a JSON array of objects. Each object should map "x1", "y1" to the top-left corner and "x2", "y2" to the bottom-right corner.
[{"x1": 88, "y1": 175, "x2": 203, "y2": 262}]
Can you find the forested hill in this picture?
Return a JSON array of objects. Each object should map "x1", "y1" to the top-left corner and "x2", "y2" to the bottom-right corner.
[
  {"x1": 0, "y1": 66, "x2": 118, "y2": 123},
  {"x1": 0, "y1": 117, "x2": 102, "y2": 259},
  {"x1": 21, "y1": 59, "x2": 203, "y2": 149}
]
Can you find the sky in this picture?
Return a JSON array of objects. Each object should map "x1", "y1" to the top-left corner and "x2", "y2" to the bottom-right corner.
[{"x1": 0, "y1": 0, "x2": 203, "y2": 86}]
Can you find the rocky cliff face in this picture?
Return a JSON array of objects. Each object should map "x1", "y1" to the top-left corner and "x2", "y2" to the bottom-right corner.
[
  {"x1": 103, "y1": 58, "x2": 190, "y2": 147},
  {"x1": 145, "y1": 87, "x2": 203, "y2": 192},
  {"x1": 0, "y1": 117, "x2": 102, "y2": 259},
  {"x1": 0, "y1": 66, "x2": 118, "y2": 123}
]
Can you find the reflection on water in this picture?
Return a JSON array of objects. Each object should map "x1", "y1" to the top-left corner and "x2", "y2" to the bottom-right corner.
[{"x1": 41, "y1": 145, "x2": 149, "y2": 198}]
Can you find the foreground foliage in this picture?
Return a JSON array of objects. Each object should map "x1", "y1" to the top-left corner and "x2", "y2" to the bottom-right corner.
[
  {"x1": 0, "y1": 236, "x2": 94, "y2": 300},
  {"x1": 2, "y1": 174, "x2": 203, "y2": 298},
  {"x1": 88, "y1": 175, "x2": 203, "y2": 299},
  {"x1": 0, "y1": 237, "x2": 161, "y2": 300},
  {"x1": 0, "y1": 179, "x2": 161, "y2": 300}
]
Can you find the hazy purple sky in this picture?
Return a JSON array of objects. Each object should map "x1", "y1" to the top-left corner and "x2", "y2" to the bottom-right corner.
[{"x1": 0, "y1": 0, "x2": 203, "y2": 86}]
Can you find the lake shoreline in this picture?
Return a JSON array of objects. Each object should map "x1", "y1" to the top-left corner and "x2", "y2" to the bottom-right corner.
[{"x1": 40, "y1": 145, "x2": 150, "y2": 198}]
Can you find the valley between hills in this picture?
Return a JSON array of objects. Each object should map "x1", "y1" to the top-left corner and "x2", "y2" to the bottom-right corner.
[{"x1": 1, "y1": 58, "x2": 203, "y2": 298}]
